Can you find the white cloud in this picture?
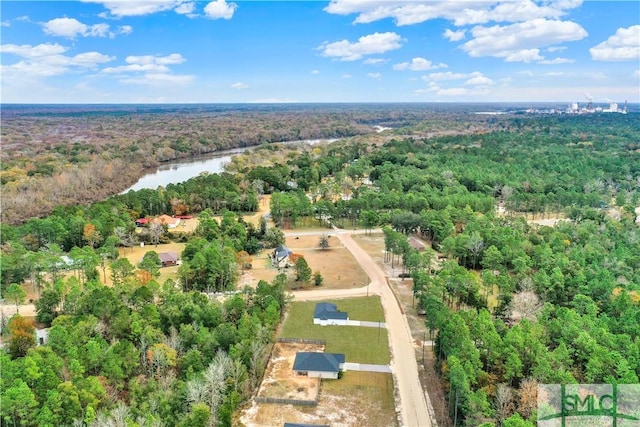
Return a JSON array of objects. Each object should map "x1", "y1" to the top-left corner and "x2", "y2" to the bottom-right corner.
[
  {"x1": 503, "y1": 49, "x2": 544, "y2": 63},
  {"x1": 101, "y1": 53, "x2": 191, "y2": 86},
  {"x1": 102, "y1": 63, "x2": 171, "y2": 73},
  {"x1": 324, "y1": 0, "x2": 582, "y2": 26},
  {"x1": 368, "y1": 72, "x2": 381, "y2": 79},
  {"x1": 174, "y1": 2, "x2": 195, "y2": 14},
  {"x1": 121, "y1": 73, "x2": 194, "y2": 85},
  {"x1": 1, "y1": 21, "x2": 10, "y2": 27},
  {"x1": 204, "y1": 0, "x2": 237, "y2": 20},
  {"x1": 423, "y1": 71, "x2": 482, "y2": 81},
  {"x1": 311, "y1": 69, "x2": 320, "y2": 74},
  {"x1": 547, "y1": 46, "x2": 567, "y2": 53},
  {"x1": 318, "y1": 32, "x2": 404, "y2": 61},
  {"x1": 42, "y1": 17, "x2": 132, "y2": 39},
  {"x1": 81, "y1": 1, "x2": 192, "y2": 17},
  {"x1": 461, "y1": 19, "x2": 587, "y2": 62},
  {"x1": 590, "y1": 25, "x2": 640, "y2": 61},
  {"x1": 465, "y1": 75, "x2": 494, "y2": 85},
  {"x1": 127, "y1": 53, "x2": 185, "y2": 65},
  {"x1": 443, "y1": 28, "x2": 465, "y2": 41},
  {"x1": 43, "y1": 17, "x2": 89, "y2": 39},
  {"x1": 363, "y1": 58, "x2": 388, "y2": 65},
  {"x1": 393, "y1": 57, "x2": 447, "y2": 71},
  {"x1": 118, "y1": 25, "x2": 133, "y2": 35},
  {"x1": 342, "y1": 73, "x2": 352, "y2": 79},
  {"x1": 71, "y1": 52, "x2": 115, "y2": 67},
  {"x1": 102, "y1": 54, "x2": 185, "y2": 73},
  {"x1": 231, "y1": 82, "x2": 248, "y2": 89},
  {"x1": 633, "y1": 69, "x2": 640, "y2": 78},
  {"x1": 538, "y1": 57, "x2": 574, "y2": 64},
  {"x1": 0, "y1": 43, "x2": 114, "y2": 79},
  {"x1": 1, "y1": 43, "x2": 67, "y2": 58}
]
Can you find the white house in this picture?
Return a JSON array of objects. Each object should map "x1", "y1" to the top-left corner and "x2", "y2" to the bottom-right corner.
[
  {"x1": 313, "y1": 302, "x2": 349, "y2": 326},
  {"x1": 292, "y1": 352, "x2": 346, "y2": 379},
  {"x1": 271, "y1": 245, "x2": 292, "y2": 269}
]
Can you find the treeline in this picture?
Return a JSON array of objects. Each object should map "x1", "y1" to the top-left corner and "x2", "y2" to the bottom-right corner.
[
  {"x1": 2, "y1": 273, "x2": 289, "y2": 426},
  {"x1": 416, "y1": 215, "x2": 640, "y2": 426},
  {"x1": 3, "y1": 103, "x2": 496, "y2": 224}
]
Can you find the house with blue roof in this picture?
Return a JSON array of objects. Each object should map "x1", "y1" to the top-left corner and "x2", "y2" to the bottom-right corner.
[
  {"x1": 313, "y1": 302, "x2": 349, "y2": 326},
  {"x1": 292, "y1": 351, "x2": 346, "y2": 379}
]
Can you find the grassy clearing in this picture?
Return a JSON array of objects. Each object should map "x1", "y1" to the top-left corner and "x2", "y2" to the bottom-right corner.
[{"x1": 279, "y1": 297, "x2": 390, "y2": 365}]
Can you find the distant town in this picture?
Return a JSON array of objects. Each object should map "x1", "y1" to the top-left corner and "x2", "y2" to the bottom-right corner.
[{"x1": 526, "y1": 100, "x2": 628, "y2": 115}]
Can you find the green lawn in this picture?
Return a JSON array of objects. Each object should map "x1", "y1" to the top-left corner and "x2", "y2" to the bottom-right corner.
[{"x1": 279, "y1": 296, "x2": 390, "y2": 365}]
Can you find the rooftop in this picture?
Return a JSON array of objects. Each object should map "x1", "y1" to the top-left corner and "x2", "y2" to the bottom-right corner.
[{"x1": 293, "y1": 352, "x2": 345, "y2": 373}]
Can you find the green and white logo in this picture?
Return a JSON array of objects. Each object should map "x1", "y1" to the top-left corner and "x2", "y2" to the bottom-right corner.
[{"x1": 538, "y1": 384, "x2": 640, "y2": 426}]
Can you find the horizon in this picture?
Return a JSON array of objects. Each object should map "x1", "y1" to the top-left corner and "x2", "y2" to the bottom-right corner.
[{"x1": 1, "y1": 1, "x2": 638, "y2": 104}]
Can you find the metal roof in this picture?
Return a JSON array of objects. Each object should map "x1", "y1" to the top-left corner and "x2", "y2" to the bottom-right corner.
[
  {"x1": 292, "y1": 352, "x2": 345, "y2": 373},
  {"x1": 313, "y1": 302, "x2": 348, "y2": 320}
]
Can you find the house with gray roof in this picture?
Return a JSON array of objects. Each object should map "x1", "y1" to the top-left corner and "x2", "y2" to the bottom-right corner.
[
  {"x1": 293, "y1": 352, "x2": 346, "y2": 379},
  {"x1": 313, "y1": 302, "x2": 348, "y2": 326},
  {"x1": 271, "y1": 244, "x2": 292, "y2": 268}
]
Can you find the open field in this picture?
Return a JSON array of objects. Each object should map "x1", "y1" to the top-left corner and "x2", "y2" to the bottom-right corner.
[
  {"x1": 279, "y1": 297, "x2": 390, "y2": 365},
  {"x1": 239, "y1": 232, "x2": 369, "y2": 291},
  {"x1": 257, "y1": 342, "x2": 323, "y2": 401}
]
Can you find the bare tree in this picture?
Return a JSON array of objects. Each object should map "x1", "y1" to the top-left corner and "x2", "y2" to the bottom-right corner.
[
  {"x1": 495, "y1": 383, "x2": 514, "y2": 425},
  {"x1": 148, "y1": 222, "x2": 164, "y2": 247},
  {"x1": 509, "y1": 279, "x2": 542, "y2": 323}
]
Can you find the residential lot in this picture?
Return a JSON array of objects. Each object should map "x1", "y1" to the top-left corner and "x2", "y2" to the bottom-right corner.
[{"x1": 239, "y1": 296, "x2": 397, "y2": 427}]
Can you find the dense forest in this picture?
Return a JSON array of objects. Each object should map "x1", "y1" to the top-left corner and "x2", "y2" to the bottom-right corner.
[
  {"x1": 0, "y1": 103, "x2": 495, "y2": 224},
  {"x1": 1, "y1": 110, "x2": 639, "y2": 426}
]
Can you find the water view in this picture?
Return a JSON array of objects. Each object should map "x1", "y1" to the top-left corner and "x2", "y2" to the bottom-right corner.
[{"x1": 124, "y1": 138, "x2": 339, "y2": 192}]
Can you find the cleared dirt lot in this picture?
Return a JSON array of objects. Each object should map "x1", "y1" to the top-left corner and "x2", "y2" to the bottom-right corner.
[
  {"x1": 256, "y1": 342, "x2": 323, "y2": 402},
  {"x1": 240, "y1": 370, "x2": 396, "y2": 427}
]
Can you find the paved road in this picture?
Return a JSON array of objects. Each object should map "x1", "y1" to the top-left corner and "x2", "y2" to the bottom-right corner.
[{"x1": 292, "y1": 230, "x2": 433, "y2": 427}]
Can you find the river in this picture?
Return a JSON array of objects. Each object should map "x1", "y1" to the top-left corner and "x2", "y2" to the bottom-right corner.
[{"x1": 123, "y1": 138, "x2": 338, "y2": 192}]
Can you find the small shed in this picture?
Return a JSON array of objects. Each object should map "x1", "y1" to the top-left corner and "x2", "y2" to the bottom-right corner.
[
  {"x1": 158, "y1": 252, "x2": 179, "y2": 267},
  {"x1": 313, "y1": 302, "x2": 348, "y2": 326},
  {"x1": 293, "y1": 352, "x2": 345, "y2": 379}
]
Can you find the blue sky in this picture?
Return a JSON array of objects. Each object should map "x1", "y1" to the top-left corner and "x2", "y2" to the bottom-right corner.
[{"x1": 1, "y1": 1, "x2": 638, "y2": 103}]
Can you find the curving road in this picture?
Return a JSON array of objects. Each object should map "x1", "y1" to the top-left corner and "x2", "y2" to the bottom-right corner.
[{"x1": 291, "y1": 229, "x2": 432, "y2": 427}]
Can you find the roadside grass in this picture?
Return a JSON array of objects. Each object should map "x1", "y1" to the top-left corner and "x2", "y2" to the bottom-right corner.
[
  {"x1": 279, "y1": 297, "x2": 390, "y2": 365},
  {"x1": 321, "y1": 371, "x2": 397, "y2": 426}
]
